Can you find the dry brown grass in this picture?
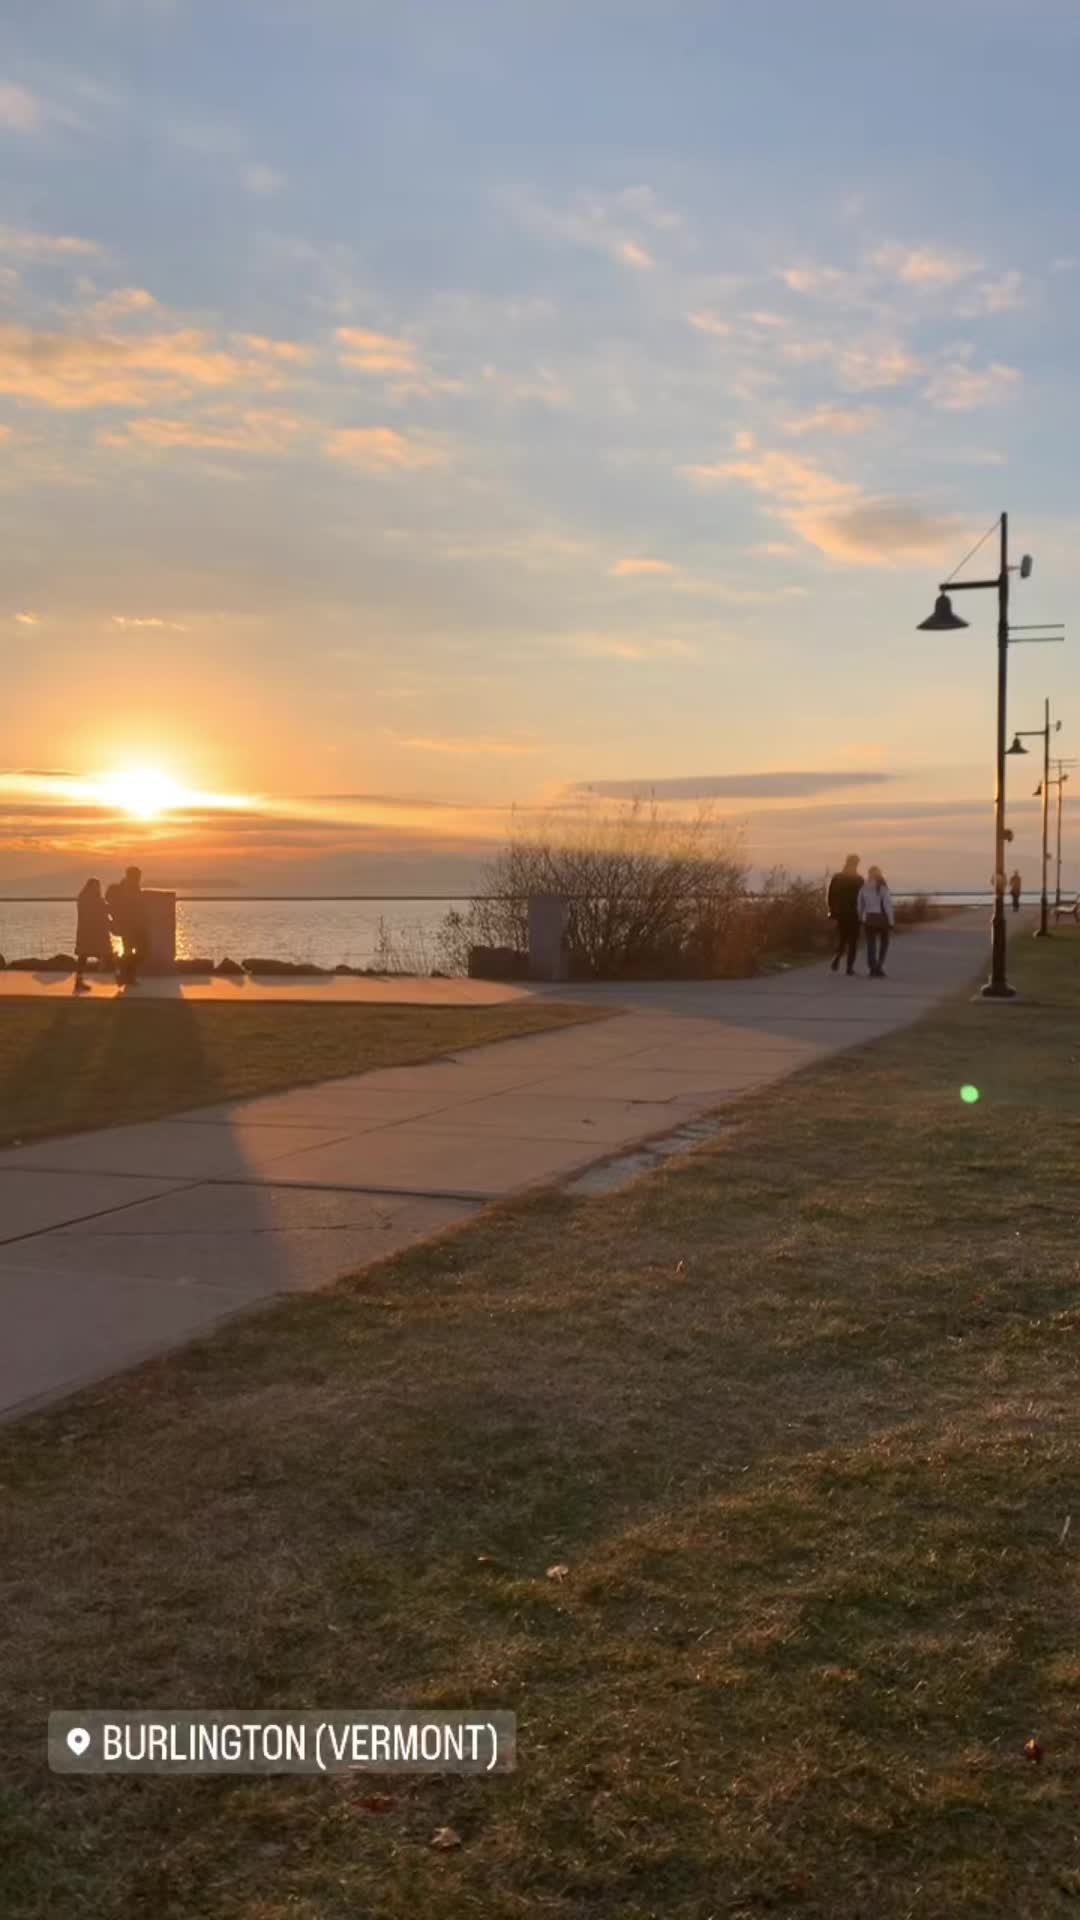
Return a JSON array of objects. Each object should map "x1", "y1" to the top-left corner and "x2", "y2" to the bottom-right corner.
[
  {"x1": 0, "y1": 997, "x2": 602, "y2": 1149},
  {"x1": 2, "y1": 933, "x2": 1080, "y2": 1916}
]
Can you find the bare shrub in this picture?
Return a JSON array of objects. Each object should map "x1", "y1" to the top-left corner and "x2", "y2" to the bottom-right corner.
[{"x1": 437, "y1": 801, "x2": 844, "y2": 979}]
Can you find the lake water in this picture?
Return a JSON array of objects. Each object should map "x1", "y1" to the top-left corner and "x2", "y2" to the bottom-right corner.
[
  {"x1": 0, "y1": 892, "x2": 1011, "y2": 974},
  {"x1": 0, "y1": 899, "x2": 471, "y2": 972}
]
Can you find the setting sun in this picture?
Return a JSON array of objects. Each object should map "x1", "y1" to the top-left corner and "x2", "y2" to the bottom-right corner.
[{"x1": 97, "y1": 768, "x2": 188, "y2": 821}]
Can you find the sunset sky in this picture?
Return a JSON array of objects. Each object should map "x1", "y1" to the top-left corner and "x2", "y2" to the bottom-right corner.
[{"x1": 2, "y1": 0, "x2": 1079, "y2": 892}]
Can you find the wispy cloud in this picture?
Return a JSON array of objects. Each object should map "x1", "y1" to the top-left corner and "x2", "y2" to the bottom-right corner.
[
  {"x1": 924, "y1": 357, "x2": 1021, "y2": 410},
  {"x1": 684, "y1": 435, "x2": 958, "y2": 566},
  {"x1": 0, "y1": 225, "x2": 100, "y2": 259},
  {"x1": 324, "y1": 426, "x2": 447, "y2": 470},
  {"x1": 0, "y1": 325, "x2": 303, "y2": 410},
  {"x1": 389, "y1": 732, "x2": 540, "y2": 756},
  {"x1": 573, "y1": 770, "x2": 893, "y2": 800},
  {"x1": 336, "y1": 327, "x2": 419, "y2": 374},
  {"x1": 610, "y1": 557, "x2": 677, "y2": 577},
  {"x1": 243, "y1": 163, "x2": 284, "y2": 196},
  {"x1": 505, "y1": 184, "x2": 685, "y2": 273},
  {"x1": 957, "y1": 270, "x2": 1026, "y2": 316},
  {"x1": 687, "y1": 309, "x2": 733, "y2": 338},
  {"x1": 100, "y1": 409, "x2": 310, "y2": 453},
  {"x1": 684, "y1": 442, "x2": 858, "y2": 509},
  {"x1": 793, "y1": 500, "x2": 963, "y2": 565},
  {"x1": 783, "y1": 406, "x2": 879, "y2": 436},
  {"x1": 867, "y1": 243, "x2": 981, "y2": 288},
  {"x1": 0, "y1": 84, "x2": 42, "y2": 133},
  {"x1": 562, "y1": 632, "x2": 702, "y2": 663}
]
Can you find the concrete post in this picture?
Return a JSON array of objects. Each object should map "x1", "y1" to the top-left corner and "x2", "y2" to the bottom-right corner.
[
  {"x1": 141, "y1": 890, "x2": 177, "y2": 972},
  {"x1": 527, "y1": 893, "x2": 569, "y2": 982}
]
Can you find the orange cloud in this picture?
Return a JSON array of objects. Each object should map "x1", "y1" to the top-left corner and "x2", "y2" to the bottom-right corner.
[
  {"x1": 100, "y1": 409, "x2": 310, "y2": 453},
  {"x1": 869, "y1": 244, "x2": 980, "y2": 287},
  {"x1": 0, "y1": 326, "x2": 307, "y2": 412},
  {"x1": 616, "y1": 240, "x2": 654, "y2": 270},
  {"x1": 0, "y1": 325, "x2": 302, "y2": 409},
  {"x1": 783, "y1": 406, "x2": 878, "y2": 436},
  {"x1": 324, "y1": 426, "x2": 446, "y2": 470},
  {"x1": 235, "y1": 333, "x2": 313, "y2": 364},
  {"x1": 791, "y1": 501, "x2": 962, "y2": 565},
  {"x1": 390, "y1": 733, "x2": 540, "y2": 756},
  {"x1": 688, "y1": 310, "x2": 732, "y2": 337},
  {"x1": 0, "y1": 226, "x2": 99, "y2": 259},
  {"x1": 684, "y1": 446, "x2": 859, "y2": 508},
  {"x1": 336, "y1": 328, "x2": 420, "y2": 374},
  {"x1": 611, "y1": 557, "x2": 677, "y2": 577}
]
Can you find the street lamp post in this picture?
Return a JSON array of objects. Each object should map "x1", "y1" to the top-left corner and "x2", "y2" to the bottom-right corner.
[
  {"x1": 1038, "y1": 760, "x2": 1077, "y2": 914},
  {"x1": 918, "y1": 511, "x2": 1063, "y2": 999},
  {"x1": 1006, "y1": 698, "x2": 1061, "y2": 936}
]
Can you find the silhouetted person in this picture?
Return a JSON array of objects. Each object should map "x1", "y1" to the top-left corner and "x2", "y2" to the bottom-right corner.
[
  {"x1": 1009, "y1": 869, "x2": 1022, "y2": 913},
  {"x1": 74, "y1": 878, "x2": 114, "y2": 992},
  {"x1": 827, "y1": 852, "x2": 863, "y2": 975},
  {"x1": 859, "y1": 864, "x2": 895, "y2": 978},
  {"x1": 106, "y1": 865, "x2": 148, "y2": 987}
]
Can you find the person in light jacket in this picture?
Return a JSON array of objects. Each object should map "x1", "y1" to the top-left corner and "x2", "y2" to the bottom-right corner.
[{"x1": 858, "y1": 865, "x2": 895, "y2": 978}]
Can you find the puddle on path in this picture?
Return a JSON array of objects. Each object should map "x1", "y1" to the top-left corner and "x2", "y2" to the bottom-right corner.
[{"x1": 564, "y1": 1114, "x2": 742, "y2": 1196}]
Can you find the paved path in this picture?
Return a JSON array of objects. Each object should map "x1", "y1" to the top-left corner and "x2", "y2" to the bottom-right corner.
[{"x1": 0, "y1": 911, "x2": 997, "y2": 1418}]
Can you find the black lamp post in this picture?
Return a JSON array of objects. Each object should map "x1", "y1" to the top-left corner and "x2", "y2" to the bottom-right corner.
[
  {"x1": 1037, "y1": 759, "x2": 1076, "y2": 914},
  {"x1": 917, "y1": 512, "x2": 1062, "y2": 998},
  {"x1": 1007, "y1": 699, "x2": 1061, "y2": 936}
]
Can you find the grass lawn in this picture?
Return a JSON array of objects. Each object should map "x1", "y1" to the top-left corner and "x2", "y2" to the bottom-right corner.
[
  {"x1": 0, "y1": 998, "x2": 602, "y2": 1149},
  {"x1": 4, "y1": 929, "x2": 1080, "y2": 1916}
]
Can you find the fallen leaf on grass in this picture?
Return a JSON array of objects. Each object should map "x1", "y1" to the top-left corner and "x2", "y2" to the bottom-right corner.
[
  {"x1": 1024, "y1": 1737, "x2": 1043, "y2": 1764},
  {"x1": 675, "y1": 1259, "x2": 686, "y2": 1275},
  {"x1": 430, "y1": 1826, "x2": 462, "y2": 1849},
  {"x1": 1061, "y1": 1515, "x2": 1072, "y2": 1547},
  {"x1": 546, "y1": 1563, "x2": 570, "y2": 1582},
  {"x1": 358, "y1": 1793, "x2": 395, "y2": 1813}
]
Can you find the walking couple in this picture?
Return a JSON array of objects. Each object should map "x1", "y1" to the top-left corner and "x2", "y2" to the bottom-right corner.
[
  {"x1": 827, "y1": 854, "x2": 895, "y2": 979},
  {"x1": 74, "y1": 865, "x2": 148, "y2": 991}
]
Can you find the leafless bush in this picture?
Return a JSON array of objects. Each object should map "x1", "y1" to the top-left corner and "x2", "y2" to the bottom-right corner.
[
  {"x1": 894, "y1": 893, "x2": 938, "y2": 925},
  {"x1": 437, "y1": 804, "x2": 836, "y2": 979}
]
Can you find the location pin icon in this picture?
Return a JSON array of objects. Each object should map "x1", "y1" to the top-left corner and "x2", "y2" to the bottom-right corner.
[{"x1": 66, "y1": 1728, "x2": 91, "y2": 1757}]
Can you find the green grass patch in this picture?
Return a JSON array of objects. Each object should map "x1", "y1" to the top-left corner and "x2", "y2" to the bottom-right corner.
[
  {"x1": 0, "y1": 998, "x2": 602, "y2": 1148},
  {"x1": 3, "y1": 930, "x2": 1080, "y2": 1915}
]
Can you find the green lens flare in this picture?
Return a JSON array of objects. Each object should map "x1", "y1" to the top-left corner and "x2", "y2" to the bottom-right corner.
[{"x1": 960, "y1": 1084, "x2": 980, "y2": 1104}]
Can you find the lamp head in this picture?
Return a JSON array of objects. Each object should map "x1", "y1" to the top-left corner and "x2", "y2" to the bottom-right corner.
[
  {"x1": 1006, "y1": 734, "x2": 1029, "y2": 756},
  {"x1": 1034, "y1": 784, "x2": 1043, "y2": 797},
  {"x1": 1020, "y1": 554, "x2": 1034, "y2": 579},
  {"x1": 917, "y1": 591, "x2": 969, "y2": 633}
]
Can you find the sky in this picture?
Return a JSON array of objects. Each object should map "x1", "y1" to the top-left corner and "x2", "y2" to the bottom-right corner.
[{"x1": 1, "y1": 0, "x2": 1079, "y2": 894}]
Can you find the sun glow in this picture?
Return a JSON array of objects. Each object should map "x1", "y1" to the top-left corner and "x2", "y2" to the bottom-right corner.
[{"x1": 97, "y1": 767, "x2": 189, "y2": 821}]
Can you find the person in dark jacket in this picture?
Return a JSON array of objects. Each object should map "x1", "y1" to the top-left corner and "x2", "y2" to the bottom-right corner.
[
  {"x1": 827, "y1": 853, "x2": 863, "y2": 975},
  {"x1": 106, "y1": 866, "x2": 148, "y2": 987},
  {"x1": 74, "y1": 878, "x2": 114, "y2": 992},
  {"x1": 1009, "y1": 869, "x2": 1022, "y2": 913}
]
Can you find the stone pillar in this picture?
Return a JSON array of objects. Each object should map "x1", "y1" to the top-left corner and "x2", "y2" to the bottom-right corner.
[
  {"x1": 141, "y1": 890, "x2": 177, "y2": 971},
  {"x1": 527, "y1": 894, "x2": 569, "y2": 982}
]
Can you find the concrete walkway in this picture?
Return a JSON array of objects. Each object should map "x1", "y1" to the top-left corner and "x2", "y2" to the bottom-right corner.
[
  {"x1": 0, "y1": 968, "x2": 532, "y2": 1004},
  {"x1": 0, "y1": 911, "x2": 997, "y2": 1418}
]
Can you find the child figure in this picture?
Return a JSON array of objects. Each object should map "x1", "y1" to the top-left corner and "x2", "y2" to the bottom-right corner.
[{"x1": 74, "y1": 878, "x2": 115, "y2": 992}]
